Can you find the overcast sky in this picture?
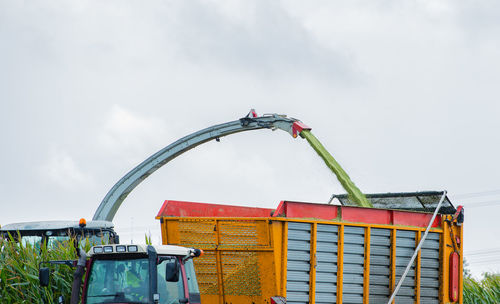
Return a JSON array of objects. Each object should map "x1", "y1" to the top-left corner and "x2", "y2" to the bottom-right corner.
[{"x1": 1, "y1": 0, "x2": 499, "y2": 277}]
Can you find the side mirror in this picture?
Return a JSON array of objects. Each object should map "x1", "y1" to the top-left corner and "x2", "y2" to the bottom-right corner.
[
  {"x1": 39, "y1": 267, "x2": 50, "y2": 286},
  {"x1": 165, "y1": 259, "x2": 180, "y2": 282}
]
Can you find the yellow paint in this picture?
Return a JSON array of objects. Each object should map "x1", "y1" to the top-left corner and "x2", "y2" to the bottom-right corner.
[
  {"x1": 440, "y1": 215, "x2": 464, "y2": 304},
  {"x1": 442, "y1": 217, "x2": 451, "y2": 303},
  {"x1": 158, "y1": 214, "x2": 461, "y2": 304},
  {"x1": 215, "y1": 221, "x2": 224, "y2": 304},
  {"x1": 390, "y1": 229, "x2": 396, "y2": 304},
  {"x1": 459, "y1": 222, "x2": 464, "y2": 304},
  {"x1": 270, "y1": 221, "x2": 283, "y2": 295},
  {"x1": 337, "y1": 224, "x2": 344, "y2": 304},
  {"x1": 363, "y1": 227, "x2": 371, "y2": 304},
  {"x1": 309, "y1": 223, "x2": 317, "y2": 303},
  {"x1": 160, "y1": 220, "x2": 168, "y2": 244},
  {"x1": 161, "y1": 216, "x2": 444, "y2": 234},
  {"x1": 282, "y1": 222, "x2": 288, "y2": 298}
]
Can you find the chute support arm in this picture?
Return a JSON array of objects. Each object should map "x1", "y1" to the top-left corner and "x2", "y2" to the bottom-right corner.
[{"x1": 93, "y1": 110, "x2": 305, "y2": 221}]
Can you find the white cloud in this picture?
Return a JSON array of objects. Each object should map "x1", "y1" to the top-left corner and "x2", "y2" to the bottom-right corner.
[
  {"x1": 40, "y1": 148, "x2": 91, "y2": 189},
  {"x1": 1, "y1": 0, "x2": 500, "y2": 277},
  {"x1": 162, "y1": 0, "x2": 356, "y2": 83},
  {"x1": 98, "y1": 105, "x2": 169, "y2": 162}
]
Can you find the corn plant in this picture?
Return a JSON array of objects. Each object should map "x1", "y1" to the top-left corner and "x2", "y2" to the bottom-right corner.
[
  {"x1": 144, "y1": 232, "x2": 152, "y2": 245},
  {"x1": 464, "y1": 272, "x2": 500, "y2": 304},
  {"x1": 0, "y1": 234, "x2": 80, "y2": 303}
]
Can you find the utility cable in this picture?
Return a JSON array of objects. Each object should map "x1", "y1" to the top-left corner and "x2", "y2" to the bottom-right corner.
[
  {"x1": 452, "y1": 189, "x2": 500, "y2": 199},
  {"x1": 462, "y1": 200, "x2": 500, "y2": 208}
]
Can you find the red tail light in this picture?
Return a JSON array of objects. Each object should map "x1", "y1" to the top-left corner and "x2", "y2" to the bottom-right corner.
[{"x1": 449, "y1": 251, "x2": 459, "y2": 302}]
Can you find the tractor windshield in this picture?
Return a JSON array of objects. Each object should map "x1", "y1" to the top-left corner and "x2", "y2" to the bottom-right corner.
[
  {"x1": 86, "y1": 255, "x2": 189, "y2": 304},
  {"x1": 86, "y1": 257, "x2": 150, "y2": 304}
]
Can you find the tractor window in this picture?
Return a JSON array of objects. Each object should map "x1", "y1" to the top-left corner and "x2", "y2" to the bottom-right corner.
[
  {"x1": 86, "y1": 258, "x2": 150, "y2": 304},
  {"x1": 184, "y1": 259, "x2": 200, "y2": 301},
  {"x1": 157, "y1": 257, "x2": 185, "y2": 304},
  {"x1": 77, "y1": 230, "x2": 110, "y2": 247},
  {"x1": 21, "y1": 236, "x2": 42, "y2": 249},
  {"x1": 47, "y1": 236, "x2": 70, "y2": 248}
]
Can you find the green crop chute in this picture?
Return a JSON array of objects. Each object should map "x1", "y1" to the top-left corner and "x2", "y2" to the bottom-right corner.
[{"x1": 300, "y1": 129, "x2": 372, "y2": 208}]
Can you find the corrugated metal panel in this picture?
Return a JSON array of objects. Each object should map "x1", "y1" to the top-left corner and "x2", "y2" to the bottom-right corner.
[
  {"x1": 287, "y1": 222, "x2": 312, "y2": 304},
  {"x1": 395, "y1": 230, "x2": 416, "y2": 304},
  {"x1": 369, "y1": 228, "x2": 391, "y2": 304},
  {"x1": 286, "y1": 221, "x2": 440, "y2": 304},
  {"x1": 343, "y1": 226, "x2": 365, "y2": 304},
  {"x1": 315, "y1": 224, "x2": 338, "y2": 304},
  {"x1": 420, "y1": 232, "x2": 440, "y2": 304}
]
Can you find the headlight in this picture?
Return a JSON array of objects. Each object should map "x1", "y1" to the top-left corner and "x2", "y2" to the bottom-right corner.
[{"x1": 116, "y1": 245, "x2": 126, "y2": 252}]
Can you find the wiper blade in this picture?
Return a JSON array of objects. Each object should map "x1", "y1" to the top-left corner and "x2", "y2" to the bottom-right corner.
[
  {"x1": 87, "y1": 293, "x2": 120, "y2": 297},
  {"x1": 94, "y1": 302, "x2": 144, "y2": 304}
]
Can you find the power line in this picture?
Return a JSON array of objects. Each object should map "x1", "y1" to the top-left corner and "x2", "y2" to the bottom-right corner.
[
  {"x1": 466, "y1": 255, "x2": 500, "y2": 261},
  {"x1": 467, "y1": 252, "x2": 500, "y2": 258},
  {"x1": 465, "y1": 247, "x2": 500, "y2": 254},
  {"x1": 467, "y1": 256, "x2": 500, "y2": 262},
  {"x1": 465, "y1": 251, "x2": 500, "y2": 257},
  {"x1": 468, "y1": 259, "x2": 500, "y2": 266},
  {"x1": 452, "y1": 189, "x2": 500, "y2": 199},
  {"x1": 462, "y1": 200, "x2": 500, "y2": 208},
  {"x1": 467, "y1": 255, "x2": 500, "y2": 262}
]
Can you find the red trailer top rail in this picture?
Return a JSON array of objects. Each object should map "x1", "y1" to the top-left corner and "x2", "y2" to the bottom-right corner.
[
  {"x1": 156, "y1": 200, "x2": 273, "y2": 218},
  {"x1": 156, "y1": 199, "x2": 441, "y2": 228},
  {"x1": 273, "y1": 200, "x2": 441, "y2": 227}
]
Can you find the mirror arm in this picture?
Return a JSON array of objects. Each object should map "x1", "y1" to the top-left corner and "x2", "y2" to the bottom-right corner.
[
  {"x1": 182, "y1": 254, "x2": 192, "y2": 263},
  {"x1": 39, "y1": 260, "x2": 75, "y2": 268}
]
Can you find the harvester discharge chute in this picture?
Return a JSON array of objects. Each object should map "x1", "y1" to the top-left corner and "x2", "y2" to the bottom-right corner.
[{"x1": 93, "y1": 109, "x2": 371, "y2": 222}]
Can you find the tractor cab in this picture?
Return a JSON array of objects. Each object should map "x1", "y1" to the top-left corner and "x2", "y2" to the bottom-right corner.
[
  {"x1": 1, "y1": 219, "x2": 118, "y2": 248},
  {"x1": 83, "y1": 244, "x2": 202, "y2": 304},
  {"x1": 39, "y1": 244, "x2": 202, "y2": 304}
]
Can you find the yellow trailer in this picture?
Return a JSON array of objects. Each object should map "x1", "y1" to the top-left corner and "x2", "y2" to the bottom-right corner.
[{"x1": 156, "y1": 192, "x2": 464, "y2": 304}]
